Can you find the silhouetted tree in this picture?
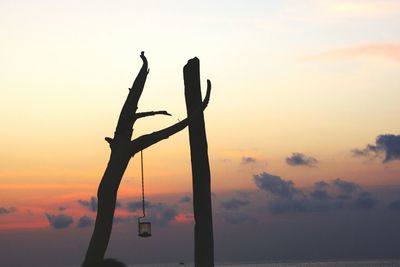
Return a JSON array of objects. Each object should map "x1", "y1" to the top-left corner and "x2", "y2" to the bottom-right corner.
[
  {"x1": 184, "y1": 58, "x2": 214, "y2": 267},
  {"x1": 82, "y1": 52, "x2": 211, "y2": 267}
]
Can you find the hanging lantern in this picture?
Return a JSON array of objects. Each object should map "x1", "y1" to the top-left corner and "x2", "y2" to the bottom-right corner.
[
  {"x1": 138, "y1": 219, "x2": 151, "y2": 237},
  {"x1": 138, "y1": 150, "x2": 152, "y2": 238}
]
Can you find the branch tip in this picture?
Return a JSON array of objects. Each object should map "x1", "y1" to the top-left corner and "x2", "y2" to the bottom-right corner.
[
  {"x1": 204, "y1": 79, "x2": 211, "y2": 107},
  {"x1": 105, "y1": 137, "x2": 113, "y2": 144},
  {"x1": 140, "y1": 51, "x2": 147, "y2": 65}
]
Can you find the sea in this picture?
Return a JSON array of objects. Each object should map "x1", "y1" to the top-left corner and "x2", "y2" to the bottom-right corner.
[
  {"x1": 62, "y1": 260, "x2": 400, "y2": 267},
  {"x1": 124, "y1": 260, "x2": 400, "y2": 267}
]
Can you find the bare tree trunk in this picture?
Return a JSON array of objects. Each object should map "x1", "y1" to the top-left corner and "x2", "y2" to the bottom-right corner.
[
  {"x1": 82, "y1": 53, "x2": 211, "y2": 267},
  {"x1": 184, "y1": 58, "x2": 214, "y2": 267}
]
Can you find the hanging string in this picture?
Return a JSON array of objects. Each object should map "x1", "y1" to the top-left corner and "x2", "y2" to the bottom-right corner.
[{"x1": 140, "y1": 150, "x2": 146, "y2": 218}]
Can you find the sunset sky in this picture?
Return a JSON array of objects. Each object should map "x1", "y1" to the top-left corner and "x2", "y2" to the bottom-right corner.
[{"x1": 1, "y1": 1, "x2": 400, "y2": 266}]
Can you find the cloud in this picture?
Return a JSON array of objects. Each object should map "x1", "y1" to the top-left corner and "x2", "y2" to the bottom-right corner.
[
  {"x1": 179, "y1": 196, "x2": 191, "y2": 203},
  {"x1": 254, "y1": 173, "x2": 377, "y2": 214},
  {"x1": 58, "y1": 206, "x2": 67, "y2": 211},
  {"x1": 268, "y1": 195, "x2": 343, "y2": 214},
  {"x1": 0, "y1": 207, "x2": 16, "y2": 215},
  {"x1": 220, "y1": 198, "x2": 250, "y2": 211},
  {"x1": 126, "y1": 201, "x2": 177, "y2": 227},
  {"x1": 113, "y1": 216, "x2": 125, "y2": 224},
  {"x1": 235, "y1": 190, "x2": 250, "y2": 199},
  {"x1": 286, "y1": 153, "x2": 318, "y2": 167},
  {"x1": 333, "y1": 178, "x2": 360, "y2": 195},
  {"x1": 388, "y1": 200, "x2": 400, "y2": 211},
  {"x1": 351, "y1": 144, "x2": 381, "y2": 158},
  {"x1": 352, "y1": 134, "x2": 400, "y2": 163},
  {"x1": 268, "y1": 181, "x2": 343, "y2": 214},
  {"x1": 45, "y1": 213, "x2": 73, "y2": 229},
  {"x1": 175, "y1": 213, "x2": 194, "y2": 223},
  {"x1": 314, "y1": 181, "x2": 330, "y2": 189},
  {"x1": 222, "y1": 212, "x2": 257, "y2": 225},
  {"x1": 253, "y1": 172, "x2": 300, "y2": 199},
  {"x1": 241, "y1": 156, "x2": 256, "y2": 164},
  {"x1": 352, "y1": 192, "x2": 378, "y2": 210},
  {"x1": 77, "y1": 215, "x2": 94, "y2": 228},
  {"x1": 269, "y1": 199, "x2": 312, "y2": 214},
  {"x1": 310, "y1": 189, "x2": 331, "y2": 200},
  {"x1": 148, "y1": 203, "x2": 177, "y2": 227},
  {"x1": 78, "y1": 197, "x2": 122, "y2": 212},
  {"x1": 304, "y1": 43, "x2": 400, "y2": 63},
  {"x1": 78, "y1": 197, "x2": 97, "y2": 212},
  {"x1": 113, "y1": 216, "x2": 135, "y2": 224},
  {"x1": 376, "y1": 135, "x2": 400, "y2": 162},
  {"x1": 127, "y1": 201, "x2": 152, "y2": 212}
]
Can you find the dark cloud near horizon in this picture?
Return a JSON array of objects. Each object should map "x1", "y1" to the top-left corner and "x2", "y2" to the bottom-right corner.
[
  {"x1": 127, "y1": 201, "x2": 177, "y2": 227},
  {"x1": 220, "y1": 198, "x2": 250, "y2": 210},
  {"x1": 253, "y1": 172, "x2": 300, "y2": 199},
  {"x1": 351, "y1": 144, "x2": 381, "y2": 157},
  {"x1": 309, "y1": 189, "x2": 331, "y2": 200},
  {"x1": 179, "y1": 196, "x2": 191, "y2": 203},
  {"x1": 222, "y1": 212, "x2": 257, "y2": 225},
  {"x1": 113, "y1": 216, "x2": 125, "y2": 224},
  {"x1": 241, "y1": 156, "x2": 256, "y2": 164},
  {"x1": 78, "y1": 196, "x2": 121, "y2": 212},
  {"x1": 253, "y1": 172, "x2": 378, "y2": 214},
  {"x1": 268, "y1": 194, "x2": 344, "y2": 214},
  {"x1": 78, "y1": 197, "x2": 97, "y2": 212},
  {"x1": 0, "y1": 207, "x2": 16, "y2": 215},
  {"x1": 235, "y1": 190, "x2": 250, "y2": 199},
  {"x1": 127, "y1": 200, "x2": 153, "y2": 212},
  {"x1": 148, "y1": 203, "x2": 177, "y2": 227},
  {"x1": 219, "y1": 191, "x2": 255, "y2": 224},
  {"x1": 286, "y1": 152, "x2": 318, "y2": 167},
  {"x1": 352, "y1": 192, "x2": 377, "y2": 210},
  {"x1": 268, "y1": 190, "x2": 376, "y2": 214},
  {"x1": 388, "y1": 200, "x2": 400, "y2": 211},
  {"x1": 113, "y1": 216, "x2": 137, "y2": 224},
  {"x1": 45, "y1": 213, "x2": 73, "y2": 229},
  {"x1": 352, "y1": 134, "x2": 400, "y2": 163},
  {"x1": 309, "y1": 182, "x2": 332, "y2": 201},
  {"x1": 58, "y1": 206, "x2": 67, "y2": 211},
  {"x1": 314, "y1": 181, "x2": 329, "y2": 189},
  {"x1": 376, "y1": 135, "x2": 400, "y2": 162},
  {"x1": 333, "y1": 178, "x2": 360, "y2": 195},
  {"x1": 77, "y1": 215, "x2": 94, "y2": 228}
]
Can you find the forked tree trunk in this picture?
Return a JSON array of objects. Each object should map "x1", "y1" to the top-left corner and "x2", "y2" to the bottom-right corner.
[
  {"x1": 184, "y1": 58, "x2": 214, "y2": 267},
  {"x1": 82, "y1": 53, "x2": 211, "y2": 267}
]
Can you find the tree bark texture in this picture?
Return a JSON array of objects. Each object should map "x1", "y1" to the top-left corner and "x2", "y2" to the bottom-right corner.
[
  {"x1": 82, "y1": 53, "x2": 211, "y2": 267},
  {"x1": 184, "y1": 58, "x2": 214, "y2": 267}
]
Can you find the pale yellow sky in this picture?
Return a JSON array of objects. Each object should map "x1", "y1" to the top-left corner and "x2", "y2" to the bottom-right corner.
[{"x1": 1, "y1": 0, "x2": 400, "y2": 202}]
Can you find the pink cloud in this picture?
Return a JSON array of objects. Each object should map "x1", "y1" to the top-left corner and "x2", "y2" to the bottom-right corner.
[
  {"x1": 304, "y1": 43, "x2": 400, "y2": 62},
  {"x1": 174, "y1": 213, "x2": 194, "y2": 223},
  {"x1": 320, "y1": 0, "x2": 400, "y2": 19}
]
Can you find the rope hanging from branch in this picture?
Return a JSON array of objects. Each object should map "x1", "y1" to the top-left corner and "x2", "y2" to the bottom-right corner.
[
  {"x1": 140, "y1": 150, "x2": 145, "y2": 218},
  {"x1": 138, "y1": 150, "x2": 151, "y2": 237}
]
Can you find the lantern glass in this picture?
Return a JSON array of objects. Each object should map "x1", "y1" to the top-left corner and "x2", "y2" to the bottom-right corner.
[{"x1": 138, "y1": 222, "x2": 151, "y2": 237}]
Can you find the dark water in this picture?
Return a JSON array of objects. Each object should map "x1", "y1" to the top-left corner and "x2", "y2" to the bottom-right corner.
[
  {"x1": 62, "y1": 260, "x2": 400, "y2": 267},
  {"x1": 124, "y1": 260, "x2": 400, "y2": 267}
]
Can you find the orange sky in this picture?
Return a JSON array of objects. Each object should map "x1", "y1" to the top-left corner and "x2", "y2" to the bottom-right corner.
[{"x1": 1, "y1": 0, "x2": 400, "y2": 234}]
